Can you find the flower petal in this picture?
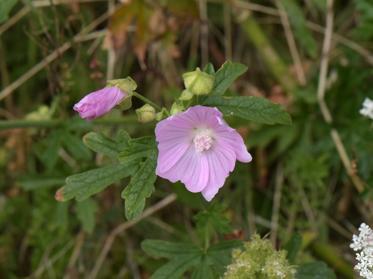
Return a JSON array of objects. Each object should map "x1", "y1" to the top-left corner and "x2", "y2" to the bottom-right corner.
[{"x1": 215, "y1": 127, "x2": 252, "y2": 163}]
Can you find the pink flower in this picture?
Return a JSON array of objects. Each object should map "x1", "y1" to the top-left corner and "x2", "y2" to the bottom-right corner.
[
  {"x1": 73, "y1": 87, "x2": 126, "y2": 120},
  {"x1": 155, "y1": 105, "x2": 252, "y2": 201}
]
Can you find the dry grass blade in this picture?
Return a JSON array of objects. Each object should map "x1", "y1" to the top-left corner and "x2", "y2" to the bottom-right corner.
[{"x1": 316, "y1": 0, "x2": 365, "y2": 193}]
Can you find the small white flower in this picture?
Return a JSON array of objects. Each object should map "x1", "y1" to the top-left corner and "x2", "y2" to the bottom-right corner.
[
  {"x1": 360, "y1": 98, "x2": 373, "y2": 120},
  {"x1": 351, "y1": 223, "x2": 373, "y2": 279}
]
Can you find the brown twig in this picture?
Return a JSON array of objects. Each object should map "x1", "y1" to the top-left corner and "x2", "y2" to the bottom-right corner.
[
  {"x1": 63, "y1": 231, "x2": 85, "y2": 279},
  {"x1": 274, "y1": 0, "x2": 306, "y2": 85},
  {"x1": 0, "y1": 6, "x2": 30, "y2": 36},
  {"x1": 229, "y1": 0, "x2": 373, "y2": 65},
  {"x1": 88, "y1": 194, "x2": 177, "y2": 279},
  {"x1": 316, "y1": 0, "x2": 365, "y2": 193}
]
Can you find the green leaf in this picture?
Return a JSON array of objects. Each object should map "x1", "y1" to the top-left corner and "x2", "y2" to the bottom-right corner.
[
  {"x1": 142, "y1": 240, "x2": 202, "y2": 258},
  {"x1": 151, "y1": 255, "x2": 202, "y2": 279},
  {"x1": 284, "y1": 233, "x2": 302, "y2": 264},
  {"x1": 119, "y1": 136, "x2": 156, "y2": 163},
  {"x1": 203, "y1": 63, "x2": 215, "y2": 75},
  {"x1": 76, "y1": 198, "x2": 97, "y2": 234},
  {"x1": 295, "y1": 261, "x2": 336, "y2": 279},
  {"x1": 194, "y1": 204, "x2": 231, "y2": 237},
  {"x1": 206, "y1": 240, "x2": 242, "y2": 273},
  {"x1": 191, "y1": 257, "x2": 215, "y2": 279},
  {"x1": 0, "y1": 0, "x2": 18, "y2": 24},
  {"x1": 281, "y1": 0, "x2": 317, "y2": 58},
  {"x1": 204, "y1": 95, "x2": 292, "y2": 125},
  {"x1": 122, "y1": 149, "x2": 157, "y2": 219},
  {"x1": 211, "y1": 61, "x2": 247, "y2": 96},
  {"x1": 62, "y1": 132, "x2": 92, "y2": 161},
  {"x1": 142, "y1": 239, "x2": 203, "y2": 279},
  {"x1": 59, "y1": 161, "x2": 139, "y2": 202},
  {"x1": 83, "y1": 131, "x2": 129, "y2": 159}
]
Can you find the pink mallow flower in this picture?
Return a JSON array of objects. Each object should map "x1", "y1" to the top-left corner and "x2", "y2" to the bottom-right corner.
[
  {"x1": 155, "y1": 105, "x2": 252, "y2": 201},
  {"x1": 73, "y1": 87, "x2": 126, "y2": 120}
]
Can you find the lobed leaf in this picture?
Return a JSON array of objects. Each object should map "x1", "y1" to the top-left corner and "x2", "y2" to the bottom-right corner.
[
  {"x1": 83, "y1": 131, "x2": 129, "y2": 159},
  {"x1": 58, "y1": 160, "x2": 139, "y2": 202},
  {"x1": 191, "y1": 257, "x2": 215, "y2": 279},
  {"x1": 151, "y1": 255, "x2": 202, "y2": 279},
  {"x1": 206, "y1": 240, "x2": 242, "y2": 273},
  {"x1": 142, "y1": 240, "x2": 202, "y2": 259},
  {"x1": 211, "y1": 61, "x2": 248, "y2": 96},
  {"x1": 122, "y1": 149, "x2": 157, "y2": 219},
  {"x1": 204, "y1": 95, "x2": 291, "y2": 125}
]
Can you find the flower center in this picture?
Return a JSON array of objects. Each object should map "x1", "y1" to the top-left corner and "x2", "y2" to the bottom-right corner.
[{"x1": 193, "y1": 129, "x2": 214, "y2": 152}]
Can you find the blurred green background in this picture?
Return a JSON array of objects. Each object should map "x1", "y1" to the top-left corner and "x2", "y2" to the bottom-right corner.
[{"x1": 0, "y1": 0, "x2": 372, "y2": 278}]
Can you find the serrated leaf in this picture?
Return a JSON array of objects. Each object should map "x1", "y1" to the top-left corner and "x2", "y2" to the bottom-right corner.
[
  {"x1": 295, "y1": 261, "x2": 336, "y2": 279},
  {"x1": 83, "y1": 131, "x2": 129, "y2": 159},
  {"x1": 122, "y1": 149, "x2": 157, "y2": 219},
  {"x1": 211, "y1": 61, "x2": 248, "y2": 96},
  {"x1": 151, "y1": 255, "x2": 202, "y2": 279},
  {"x1": 59, "y1": 160, "x2": 139, "y2": 202},
  {"x1": 204, "y1": 95, "x2": 291, "y2": 125},
  {"x1": 119, "y1": 136, "x2": 156, "y2": 163},
  {"x1": 142, "y1": 240, "x2": 202, "y2": 258},
  {"x1": 194, "y1": 204, "x2": 231, "y2": 239},
  {"x1": 0, "y1": 0, "x2": 18, "y2": 24},
  {"x1": 76, "y1": 198, "x2": 97, "y2": 234},
  {"x1": 142, "y1": 239, "x2": 203, "y2": 279},
  {"x1": 206, "y1": 240, "x2": 242, "y2": 273}
]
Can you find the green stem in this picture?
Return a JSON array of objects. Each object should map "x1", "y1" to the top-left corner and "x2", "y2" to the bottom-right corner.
[
  {"x1": 0, "y1": 115, "x2": 145, "y2": 130},
  {"x1": 131, "y1": 91, "x2": 162, "y2": 111}
]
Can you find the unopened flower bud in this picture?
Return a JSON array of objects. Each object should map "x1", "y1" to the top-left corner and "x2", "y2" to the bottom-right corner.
[
  {"x1": 182, "y1": 67, "x2": 214, "y2": 96},
  {"x1": 179, "y1": 89, "x2": 194, "y2": 101},
  {"x1": 107, "y1": 77, "x2": 137, "y2": 93},
  {"x1": 74, "y1": 87, "x2": 127, "y2": 120},
  {"x1": 170, "y1": 102, "x2": 184, "y2": 115},
  {"x1": 136, "y1": 104, "x2": 156, "y2": 123}
]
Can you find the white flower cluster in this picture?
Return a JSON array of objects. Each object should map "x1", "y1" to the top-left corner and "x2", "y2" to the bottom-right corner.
[
  {"x1": 351, "y1": 223, "x2": 373, "y2": 279},
  {"x1": 360, "y1": 98, "x2": 373, "y2": 120}
]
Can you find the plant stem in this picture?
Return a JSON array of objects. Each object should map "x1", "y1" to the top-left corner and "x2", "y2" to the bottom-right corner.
[
  {"x1": 131, "y1": 91, "x2": 162, "y2": 111},
  {"x1": 0, "y1": 115, "x2": 143, "y2": 130}
]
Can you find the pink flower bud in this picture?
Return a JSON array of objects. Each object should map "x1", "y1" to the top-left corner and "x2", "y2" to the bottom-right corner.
[{"x1": 73, "y1": 87, "x2": 127, "y2": 120}]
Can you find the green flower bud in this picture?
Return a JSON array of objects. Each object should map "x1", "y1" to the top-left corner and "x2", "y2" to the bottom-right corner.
[
  {"x1": 182, "y1": 67, "x2": 214, "y2": 95},
  {"x1": 26, "y1": 105, "x2": 51, "y2": 121},
  {"x1": 156, "y1": 108, "x2": 168, "y2": 121},
  {"x1": 107, "y1": 77, "x2": 137, "y2": 93},
  {"x1": 170, "y1": 102, "x2": 184, "y2": 115},
  {"x1": 136, "y1": 104, "x2": 156, "y2": 123},
  {"x1": 179, "y1": 89, "x2": 194, "y2": 101}
]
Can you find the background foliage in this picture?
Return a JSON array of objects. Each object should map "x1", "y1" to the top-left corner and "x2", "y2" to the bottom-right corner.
[{"x1": 0, "y1": 0, "x2": 372, "y2": 278}]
